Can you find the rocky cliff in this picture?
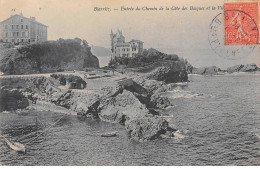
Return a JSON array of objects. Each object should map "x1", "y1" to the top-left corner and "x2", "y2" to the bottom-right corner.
[{"x1": 0, "y1": 38, "x2": 99, "y2": 75}]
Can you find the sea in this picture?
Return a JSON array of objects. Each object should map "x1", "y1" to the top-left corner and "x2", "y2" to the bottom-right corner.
[
  {"x1": 0, "y1": 72, "x2": 260, "y2": 165},
  {"x1": 96, "y1": 56, "x2": 111, "y2": 68}
]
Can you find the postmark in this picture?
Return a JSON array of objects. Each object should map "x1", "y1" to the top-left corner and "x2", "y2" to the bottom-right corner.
[
  {"x1": 208, "y1": 12, "x2": 256, "y2": 59},
  {"x1": 224, "y1": 2, "x2": 259, "y2": 44}
]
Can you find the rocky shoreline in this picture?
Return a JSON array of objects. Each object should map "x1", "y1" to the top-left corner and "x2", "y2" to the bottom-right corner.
[
  {"x1": 0, "y1": 65, "x2": 188, "y2": 142},
  {"x1": 186, "y1": 63, "x2": 259, "y2": 75}
]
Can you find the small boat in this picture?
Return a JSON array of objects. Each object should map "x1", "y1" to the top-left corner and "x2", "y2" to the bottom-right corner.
[
  {"x1": 101, "y1": 131, "x2": 117, "y2": 137},
  {"x1": 173, "y1": 130, "x2": 185, "y2": 139},
  {"x1": 8, "y1": 142, "x2": 25, "y2": 152},
  {"x1": 0, "y1": 135, "x2": 25, "y2": 153}
]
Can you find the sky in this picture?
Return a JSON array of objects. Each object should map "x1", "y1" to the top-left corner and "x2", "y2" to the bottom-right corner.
[{"x1": 0, "y1": 0, "x2": 259, "y2": 69}]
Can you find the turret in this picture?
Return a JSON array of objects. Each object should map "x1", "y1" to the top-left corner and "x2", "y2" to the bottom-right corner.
[{"x1": 110, "y1": 29, "x2": 114, "y2": 52}]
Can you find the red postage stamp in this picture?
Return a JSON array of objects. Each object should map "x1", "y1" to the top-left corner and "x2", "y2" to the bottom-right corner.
[{"x1": 224, "y1": 2, "x2": 259, "y2": 44}]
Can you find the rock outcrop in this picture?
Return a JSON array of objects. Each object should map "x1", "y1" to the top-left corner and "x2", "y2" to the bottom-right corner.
[
  {"x1": 190, "y1": 66, "x2": 222, "y2": 75},
  {"x1": 0, "y1": 38, "x2": 99, "y2": 75},
  {"x1": 238, "y1": 63, "x2": 259, "y2": 72},
  {"x1": 50, "y1": 74, "x2": 87, "y2": 89},
  {"x1": 0, "y1": 87, "x2": 29, "y2": 111},
  {"x1": 145, "y1": 61, "x2": 188, "y2": 83},
  {"x1": 125, "y1": 115, "x2": 169, "y2": 141},
  {"x1": 226, "y1": 64, "x2": 244, "y2": 73},
  {"x1": 98, "y1": 90, "x2": 150, "y2": 123}
]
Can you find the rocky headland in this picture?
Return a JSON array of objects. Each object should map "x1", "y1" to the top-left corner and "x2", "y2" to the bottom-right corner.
[{"x1": 186, "y1": 63, "x2": 259, "y2": 75}]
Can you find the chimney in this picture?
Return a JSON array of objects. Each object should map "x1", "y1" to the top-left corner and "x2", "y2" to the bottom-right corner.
[{"x1": 30, "y1": 17, "x2": 36, "y2": 21}]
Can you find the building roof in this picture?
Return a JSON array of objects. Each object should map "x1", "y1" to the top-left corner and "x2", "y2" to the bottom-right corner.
[
  {"x1": 115, "y1": 42, "x2": 131, "y2": 47},
  {"x1": 129, "y1": 39, "x2": 143, "y2": 43},
  {"x1": 0, "y1": 14, "x2": 48, "y2": 27}
]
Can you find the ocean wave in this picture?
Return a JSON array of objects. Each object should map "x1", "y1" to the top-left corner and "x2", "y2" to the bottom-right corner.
[
  {"x1": 226, "y1": 72, "x2": 260, "y2": 76},
  {"x1": 1, "y1": 111, "x2": 10, "y2": 114},
  {"x1": 167, "y1": 89, "x2": 203, "y2": 99},
  {"x1": 165, "y1": 105, "x2": 175, "y2": 110}
]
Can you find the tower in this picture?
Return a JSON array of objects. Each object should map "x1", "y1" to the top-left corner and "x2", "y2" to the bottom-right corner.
[{"x1": 110, "y1": 29, "x2": 114, "y2": 52}]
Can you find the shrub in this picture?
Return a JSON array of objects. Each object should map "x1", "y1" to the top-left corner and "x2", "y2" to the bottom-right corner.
[{"x1": 110, "y1": 48, "x2": 180, "y2": 68}]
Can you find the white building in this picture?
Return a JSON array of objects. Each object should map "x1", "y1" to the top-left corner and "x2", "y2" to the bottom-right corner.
[
  {"x1": 110, "y1": 29, "x2": 143, "y2": 60},
  {"x1": 0, "y1": 13, "x2": 47, "y2": 44}
]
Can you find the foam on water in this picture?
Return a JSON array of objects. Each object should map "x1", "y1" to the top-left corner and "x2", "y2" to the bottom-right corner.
[{"x1": 167, "y1": 88, "x2": 203, "y2": 99}]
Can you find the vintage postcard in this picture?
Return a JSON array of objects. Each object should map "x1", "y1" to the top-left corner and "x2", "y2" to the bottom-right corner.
[{"x1": 0, "y1": 0, "x2": 260, "y2": 166}]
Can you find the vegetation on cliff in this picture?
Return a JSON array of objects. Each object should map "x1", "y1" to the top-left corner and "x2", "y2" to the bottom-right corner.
[
  {"x1": 109, "y1": 48, "x2": 182, "y2": 67},
  {"x1": 0, "y1": 38, "x2": 99, "y2": 75}
]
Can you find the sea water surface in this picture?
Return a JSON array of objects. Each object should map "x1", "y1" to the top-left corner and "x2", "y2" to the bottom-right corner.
[{"x1": 0, "y1": 72, "x2": 260, "y2": 165}]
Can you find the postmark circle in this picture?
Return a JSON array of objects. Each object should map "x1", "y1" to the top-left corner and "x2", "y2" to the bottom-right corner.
[{"x1": 208, "y1": 12, "x2": 257, "y2": 60}]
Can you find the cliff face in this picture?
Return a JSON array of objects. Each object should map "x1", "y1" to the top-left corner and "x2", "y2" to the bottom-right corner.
[{"x1": 0, "y1": 38, "x2": 99, "y2": 75}]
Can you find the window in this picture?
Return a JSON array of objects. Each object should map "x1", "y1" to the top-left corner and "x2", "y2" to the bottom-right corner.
[
  {"x1": 26, "y1": 25, "x2": 28, "y2": 29},
  {"x1": 122, "y1": 48, "x2": 125, "y2": 51},
  {"x1": 21, "y1": 39, "x2": 24, "y2": 42},
  {"x1": 25, "y1": 32, "x2": 28, "y2": 37},
  {"x1": 5, "y1": 25, "x2": 8, "y2": 29},
  {"x1": 13, "y1": 32, "x2": 16, "y2": 37},
  {"x1": 132, "y1": 53, "x2": 135, "y2": 57},
  {"x1": 22, "y1": 32, "x2": 25, "y2": 37},
  {"x1": 21, "y1": 25, "x2": 23, "y2": 29},
  {"x1": 127, "y1": 53, "x2": 129, "y2": 57},
  {"x1": 5, "y1": 32, "x2": 8, "y2": 37},
  {"x1": 21, "y1": 18, "x2": 23, "y2": 22},
  {"x1": 17, "y1": 32, "x2": 19, "y2": 37},
  {"x1": 16, "y1": 25, "x2": 19, "y2": 29},
  {"x1": 12, "y1": 25, "x2": 14, "y2": 29},
  {"x1": 132, "y1": 48, "x2": 136, "y2": 51},
  {"x1": 127, "y1": 48, "x2": 130, "y2": 51}
]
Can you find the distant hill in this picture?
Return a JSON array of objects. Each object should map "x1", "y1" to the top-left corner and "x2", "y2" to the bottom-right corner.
[{"x1": 91, "y1": 45, "x2": 112, "y2": 57}]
